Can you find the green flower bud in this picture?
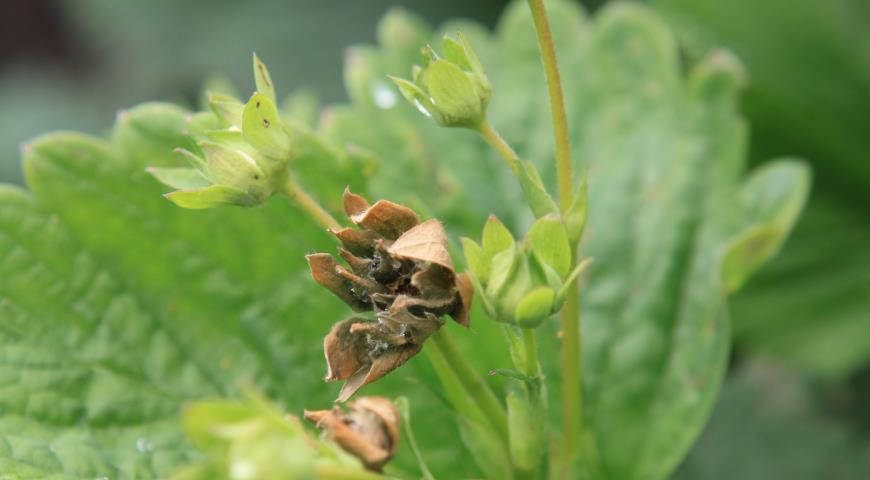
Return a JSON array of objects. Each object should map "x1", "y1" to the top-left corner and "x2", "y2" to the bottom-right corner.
[
  {"x1": 149, "y1": 134, "x2": 284, "y2": 209},
  {"x1": 462, "y1": 215, "x2": 591, "y2": 328},
  {"x1": 389, "y1": 32, "x2": 491, "y2": 128},
  {"x1": 150, "y1": 54, "x2": 295, "y2": 210}
]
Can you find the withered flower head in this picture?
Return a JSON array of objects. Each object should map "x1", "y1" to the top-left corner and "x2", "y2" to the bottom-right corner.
[
  {"x1": 307, "y1": 188, "x2": 473, "y2": 401},
  {"x1": 304, "y1": 396, "x2": 400, "y2": 472}
]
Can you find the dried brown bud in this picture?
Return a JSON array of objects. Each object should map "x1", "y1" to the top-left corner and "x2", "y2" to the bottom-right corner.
[
  {"x1": 304, "y1": 396, "x2": 400, "y2": 471},
  {"x1": 307, "y1": 188, "x2": 472, "y2": 401}
]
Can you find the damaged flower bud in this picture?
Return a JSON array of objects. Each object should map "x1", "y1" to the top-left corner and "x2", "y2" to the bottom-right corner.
[
  {"x1": 307, "y1": 188, "x2": 472, "y2": 401},
  {"x1": 304, "y1": 396, "x2": 400, "y2": 472}
]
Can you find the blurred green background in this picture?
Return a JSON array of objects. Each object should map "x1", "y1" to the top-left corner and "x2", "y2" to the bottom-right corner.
[{"x1": 2, "y1": 0, "x2": 868, "y2": 477}]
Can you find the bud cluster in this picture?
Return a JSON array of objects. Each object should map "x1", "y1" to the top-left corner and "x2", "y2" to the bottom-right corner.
[
  {"x1": 148, "y1": 54, "x2": 293, "y2": 209},
  {"x1": 462, "y1": 215, "x2": 590, "y2": 328}
]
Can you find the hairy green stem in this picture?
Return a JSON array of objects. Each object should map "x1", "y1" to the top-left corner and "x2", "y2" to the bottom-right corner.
[
  {"x1": 477, "y1": 120, "x2": 521, "y2": 175},
  {"x1": 527, "y1": 0, "x2": 573, "y2": 210},
  {"x1": 281, "y1": 175, "x2": 340, "y2": 230},
  {"x1": 522, "y1": 328, "x2": 540, "y2": 379},
  {"x1": 527, "y1": 0, "x2": 582, "y2": 465},
  {"x1": 431, "y1": 328, "x2": 510, "y2": 444},
  {"x1": 424, "y1": 339, "x2": 489, "y2": 428},
  {"x1": 399, "y1": 401, "x2": 437, "y2": 480}
]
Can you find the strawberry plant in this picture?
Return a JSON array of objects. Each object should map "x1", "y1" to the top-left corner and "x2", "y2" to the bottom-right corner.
[{"x1": 0, "y1": 1, "x2": 808, "y2": 478}]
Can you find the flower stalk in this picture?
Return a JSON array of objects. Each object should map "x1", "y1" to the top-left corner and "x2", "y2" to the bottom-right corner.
[
  {"x1": 527, "y1": 0, "x2": 583, "y2": 467},
  {"x1": 281, "y1": 174, "x2": 340, "y2": 230}
]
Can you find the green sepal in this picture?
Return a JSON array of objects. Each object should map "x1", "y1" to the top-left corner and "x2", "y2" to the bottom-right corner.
[
  {"x1": 442, "y1": 35, "x2": 473, "y2": 71},
  {"x1": 146, "y1": 167, "x2": 210, "y2": 190},
  {"x1": 172, "y1": 148, "x2": 207, "y2": 170},
  {"x1": 208, "y1": 92, "x2": 244, "y2": 128},
  {"x1": 514, "y1": 286, "x2": 556, "y2": 328},
  {"x1": 485, "y1": 243, "x2": 519, "y2": 300},
  {"x1": 198, "y1": 141, "x2": 267, "y2": 191},
  {"x1": 252, "y1": 53, "x2": 276, "y2": 101},
  {"x1": 461, "y1": 237, "x2": 489, "y2": 283},
  {"x1": 527, "y1": 214, "x2": 571, "y2": 277},
  {"x1": 517, "y1": 160, "x2": 559, "y2": 218},
  {"x1": 554, "y1": 258, "x2": 593, "y2": 309},
  {"x1": 185, "y1": 111, "x2": 223, "y2": 137},
  {"x1": 388, "y1": 75, "x2": 437, "y2": 119},
  {"x1": 482, "y1": 214, "x2": 515, "y2": 262},
  {"x1": 466, "y1": 270, "x2": 496, "y2": 318},
  {"x1": 242, "y1": 92, "x2": 291, "y2": 160},
  {"x1": 564, "y1": 172, "x2": 589, "y2": 245},
  {"x1": 164, "y1": 184, "x2": 251, "y2": 209}
]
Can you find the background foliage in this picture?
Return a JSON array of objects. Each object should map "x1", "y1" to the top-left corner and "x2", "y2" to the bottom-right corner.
[{"x1": 0, "y1": 0, "x2": 867, "y2": 478}]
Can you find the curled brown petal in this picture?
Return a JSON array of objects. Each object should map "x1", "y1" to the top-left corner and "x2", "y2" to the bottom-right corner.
[
  {"x1": 452, "y1": 272, "x2": 474, "y2": 327},
  {"x1": 307, "y1": 254, "x2": 381, "y2": 311},
  {"x1": 339, "y1": 248, "x2": 371, "y2": 275},
  {"x1": 345, "y1": 189, "x2": 419, "y2": 239},
  {"x1": 304, "y1": 396, "x2": 400, "y2": 472},
  {"x1": 329, "y1": 227, "x2": 380, "y2": 256},
  {"x1": 342, "y1": 186, "x2": 371, "y2": 218},
  {"x1": 337, "y1": 343, "x2": 422, "y2": 403},
  {"x1": 323, "y1": 318, "x2": 370, "y2": 382},
  {"x1": 410, "y1": 263, "x2": 457, "y2": 300},
  {"x1": 377, "y1": 305, "x2": 445, "y2": 344},
  {"x1": 388, "y1": 219, "x2": 453, "y2": 270}
]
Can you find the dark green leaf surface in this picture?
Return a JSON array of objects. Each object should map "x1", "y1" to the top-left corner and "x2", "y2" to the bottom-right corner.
[
  {"x1": 676, "y1": 361, "x2": 870, "y2": 480},
  {"x1": 651, "y1": 0, "x2": 870, "y2": 380},
  {"x1": 0, "y1": 104, "x2": 488, "y2": 478}
]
